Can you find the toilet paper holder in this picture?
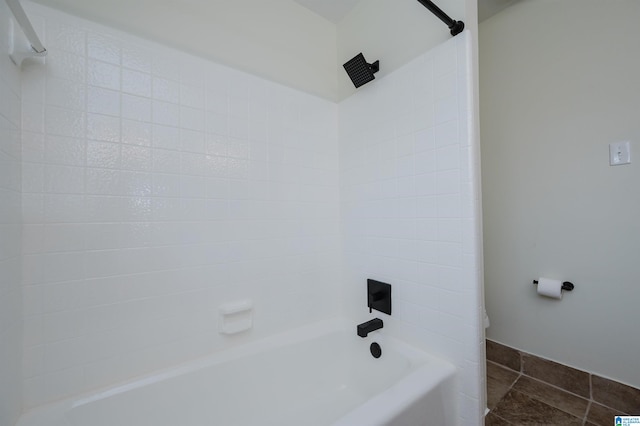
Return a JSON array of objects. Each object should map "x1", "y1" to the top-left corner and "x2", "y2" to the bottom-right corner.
[{"x1": 533, "y1": 280, "x2": 574, "y2": 291}]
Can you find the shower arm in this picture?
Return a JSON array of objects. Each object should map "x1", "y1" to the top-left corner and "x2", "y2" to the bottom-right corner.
[
  {"x1": 416, "y1": 0, "x2": 465, "y2": 37},
  {"x1": 5, "y1": 0, "x2": 47, "y2": 55}
]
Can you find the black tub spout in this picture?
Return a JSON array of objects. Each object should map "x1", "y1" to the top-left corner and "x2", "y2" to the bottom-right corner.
[{"x1": 357, "y1": 318, "x2": 383, "y2": 338}]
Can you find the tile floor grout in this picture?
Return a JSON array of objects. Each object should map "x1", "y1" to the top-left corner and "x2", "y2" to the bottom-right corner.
[
  {"x1": 490, "y1": 360, "x2": 594, "y2": 407},
  {"x1": 583, "y1": 400, "x2": 593, "y2": 426},
  {"x1": 486, "y1": 360, "x2": 626, "y2": 425},
  {"x1": 487, "y1": 340, "x2": 640, "y2": 425}
]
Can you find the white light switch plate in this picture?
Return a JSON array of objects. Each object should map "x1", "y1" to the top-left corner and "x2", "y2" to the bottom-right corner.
[{"x1": 610, "y1": 141, "x2": 631, "y2": 166}]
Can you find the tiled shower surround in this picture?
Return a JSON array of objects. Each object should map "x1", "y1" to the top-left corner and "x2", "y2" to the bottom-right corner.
[
  {"x1": 10, "y1": 2, "x2": 483, "y2": 424},
  {"x1": 20, "y1": 4, "x2": 340, "y2": 408},
  {"x1": 340, "y1": 34, "x2": 484, "y2": 423},
  {"x1": 0, "y1": 1, "x2": 23, "y2": 424}
]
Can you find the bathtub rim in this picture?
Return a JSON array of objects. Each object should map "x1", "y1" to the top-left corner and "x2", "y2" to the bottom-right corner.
[{"x1": 16, "y1": 316, "x2": 457, "y2": 426}]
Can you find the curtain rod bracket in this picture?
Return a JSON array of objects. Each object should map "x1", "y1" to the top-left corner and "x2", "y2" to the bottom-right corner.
[
  {"x1": 416, "y1": 0, "x2": 465, "y2": 37},
  {"x1": 449, "y1": 20, "x2": 465, "y2": 36}
]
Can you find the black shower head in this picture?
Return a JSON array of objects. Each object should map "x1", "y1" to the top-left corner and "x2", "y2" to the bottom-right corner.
[{"x1": 343, "y1": 53, "x2": 380, "y2": 88}]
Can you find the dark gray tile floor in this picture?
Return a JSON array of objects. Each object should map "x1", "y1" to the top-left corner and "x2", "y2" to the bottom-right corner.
[
  {"x1": 486, "y1": 340, "x2": 640, "y2": 426},
  {"x1": 486, "y1": 361, "x2": 629, "y2": 426}
]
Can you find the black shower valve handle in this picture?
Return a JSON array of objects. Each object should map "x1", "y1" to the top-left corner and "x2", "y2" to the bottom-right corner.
[
  {"x1": 369, "y1": 290, "x2": 385, "y2": 307},
  {"x1": 367, "y1": 279, "x2": 392, "y2": 315},
  {"x1": 368, "y1": 290, "x2": 385, "y2": 313}
]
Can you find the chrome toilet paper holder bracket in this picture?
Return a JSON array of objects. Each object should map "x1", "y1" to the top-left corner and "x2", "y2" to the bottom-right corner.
[{"x1": 533, "y1": 280, "x2": 574, "y2": 291}]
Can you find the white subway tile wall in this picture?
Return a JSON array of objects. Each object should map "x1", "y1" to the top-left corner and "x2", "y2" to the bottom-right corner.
[
  {"x1": 339, "y1": 33, "x2": 485, "y2": 424},
  {"x1": 21, "y1": 4, "x2": 340, "y2": 407},
  {"x1": 0, "y1": 2, "x2": 23, "y2": 424}
]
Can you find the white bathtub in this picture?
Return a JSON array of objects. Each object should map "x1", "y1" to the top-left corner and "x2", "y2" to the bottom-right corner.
[{"x1": 16, "y1": 319, "x2": 456, "y2": 426}]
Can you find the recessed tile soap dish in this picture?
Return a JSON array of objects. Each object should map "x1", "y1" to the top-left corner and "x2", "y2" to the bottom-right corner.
[{"x1": 218, "y1": 300, "x2": 253, "y2": 335}]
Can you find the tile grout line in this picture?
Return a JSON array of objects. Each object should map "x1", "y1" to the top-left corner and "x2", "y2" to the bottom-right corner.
[
  {"x1": 487, "y1": 341, "x2": 640, "y2": 425},
  {"x1": 488, "y1": 355, "x2": 594, "y2": 408},
  {"x1": 519, "y1": 373, "x2": 590, "y2": 403},
  {"x1": 509, "y1": 374, "x2": 586, "y2": 422},
  {"x1": 585, "y1": 373, "x2": 592, "y2": 425},
  {"x1": 583, "y1": 399, "x2": 592, "y2": 426},
  {"x1": 486, "y1": 359, "x2": 521, "y2": 425},
  {"x1": 491, "y1": 412, "x2": 514, "y2": 425},
  {"x1": 488, "y1": 363, "x2": 630, "y2": 426},
  {"x1": 487, "y1": 360, "x2": 589, "y2": 424}
]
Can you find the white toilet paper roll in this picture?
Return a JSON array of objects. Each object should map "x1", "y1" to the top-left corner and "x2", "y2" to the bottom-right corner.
[{"x1": 537, "y1": 277, "x2": 563, "y2": 299}]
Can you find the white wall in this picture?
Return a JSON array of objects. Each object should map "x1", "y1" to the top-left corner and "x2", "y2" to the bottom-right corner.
[
  {"x1": 20, "y1": 4, "x2": 340, "y2": 407},
  {"x1": 339, "y1": 32, "x2": 484, "y2": 425},
  {"x1": 0, "y1": 2, "x2": 23, "y2": 424},
  {"x1": 481, "y1": 0, "x2": 640, "y2": 388},
  {"x1": 26, "y1": 0, "x2": 473, "y2": 102},
  {"x1": 337, "y1": 0, "x2": 466, "y2": 100},
  {"x1": 28, "y1": 0, "x2": 338, "y2": 101}
]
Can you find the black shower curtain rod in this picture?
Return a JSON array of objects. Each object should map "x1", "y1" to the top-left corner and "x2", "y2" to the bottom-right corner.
[{"x1": 416, "y1": 0, "x2": 465, "y2": 36}]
